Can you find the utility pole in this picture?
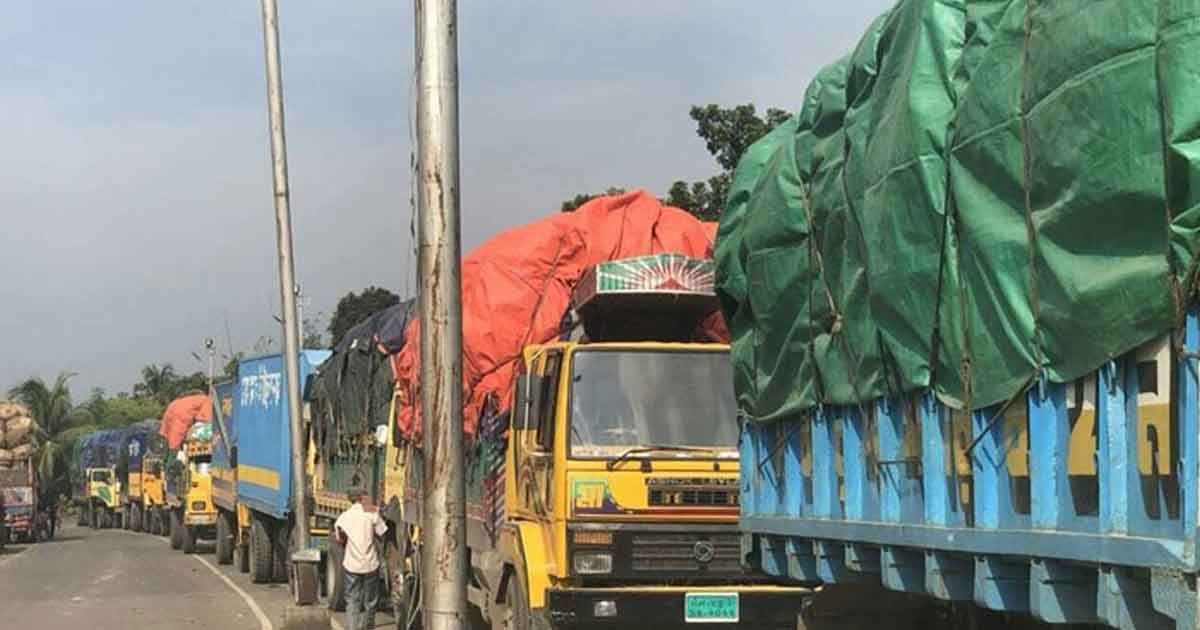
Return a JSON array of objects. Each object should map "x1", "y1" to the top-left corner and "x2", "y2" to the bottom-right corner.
[
  {"x1": 258, "y1": 0, "x2": 310, "y2": 555},
  {"x1": 415, "y1": 0, "x2": 467, "y2": 628}
]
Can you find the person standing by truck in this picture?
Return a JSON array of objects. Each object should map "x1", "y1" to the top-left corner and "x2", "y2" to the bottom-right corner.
[{"x1": 333, "y1": 488, "x2": 387, "y2": 630}]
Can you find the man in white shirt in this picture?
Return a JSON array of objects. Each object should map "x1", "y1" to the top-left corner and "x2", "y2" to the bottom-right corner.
[{"x1": 334, "y1": 488, "x2": 388, "y2": 630}]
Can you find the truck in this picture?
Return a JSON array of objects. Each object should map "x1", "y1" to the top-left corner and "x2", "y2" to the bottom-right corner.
[
  {"x1": 0, "y1": 403, "x2": 46, "y2": 543},
  {"x1": 117, "y1": 420, "x2": 160, "y2": 533},
  {"x1": 210, "y1": 380, "x2": 242, "y2": 568},
  {"x1": 139, "y1": 444, "x2": 168, "y2": 536},
  {"x1": 717, "y1": 2, "x2": 1200, "y2": 629},
  {"x1": 230, "y1": 351, "x2": 330, "y2": 584},
  {"x1": 310, "y1": 222, "x2": 812, "y2": 628},
  {"x1": 79, "y1": 429, "x2": 123, "y2": 529},
  {"x1": 164, "y1": 419, "x2": 217, "y2": 554}
]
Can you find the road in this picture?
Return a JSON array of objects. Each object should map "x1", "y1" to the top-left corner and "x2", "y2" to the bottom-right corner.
[{"x1": 0, "y1": 523, "x2": 397, "y2": 630}]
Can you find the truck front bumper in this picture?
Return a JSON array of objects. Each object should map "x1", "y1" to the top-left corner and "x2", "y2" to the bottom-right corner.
[
  {"x1": 545, "y1": 585, "x2": 811, "y2": 629},
  {"x1": 185, "y1": 512, "x2": 218, "y2": 527}
]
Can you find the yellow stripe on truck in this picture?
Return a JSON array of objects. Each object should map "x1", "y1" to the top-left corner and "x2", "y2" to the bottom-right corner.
[{"x1": 237, "y1": 464, "x2": 281, "y2": 491}]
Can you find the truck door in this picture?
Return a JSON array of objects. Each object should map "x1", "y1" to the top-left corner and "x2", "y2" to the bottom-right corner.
[{"x1": 513, "y1": 349, "x2": 563, "y2": 520}]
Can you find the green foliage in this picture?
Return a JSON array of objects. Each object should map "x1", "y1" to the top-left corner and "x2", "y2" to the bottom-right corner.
[
  {"x1": 560, "y1": 187, "x2": 627, "y2": 212},
  {"x1": 328, "y1": 286, "x2": 400, "y2": 348},
  {"x1": 303, "y1": 313, "x2": 326, "y2": 349},
  {"x1": 98, "y1": 396, "x2": 164, "y2": 429},
  {"x1": 223, "y1": 353, "x2": 243, "y2": 380},
  {"x1": 7, "y1": 372, "x2": 89, "y2": 502},
  {"x1": 666, "y1": 104, "x2": 789, "y2": 220}
]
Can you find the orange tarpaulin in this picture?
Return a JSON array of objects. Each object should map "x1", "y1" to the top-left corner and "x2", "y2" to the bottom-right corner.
[
  {"x1": 391, "y1": 190, "x2": 727, "y2": 442},
  {"x1": 159, "y1": 394, "x2": 212, "y2": 450}
]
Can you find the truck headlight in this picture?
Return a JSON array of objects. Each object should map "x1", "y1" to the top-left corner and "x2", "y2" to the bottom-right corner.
[
  {"x1": 573, "y1": 552, "x2": 613, "y2": 575},
  {"x1": 191, "y1": 501, "x2": 206, "y2": 511}
]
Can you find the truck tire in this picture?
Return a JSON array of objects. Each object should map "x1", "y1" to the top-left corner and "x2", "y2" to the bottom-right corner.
[
  {"x1": 215, "y1": 512, "x2": 234, "y2": 565},
  {"x1": 77, "y1": 507, "x2": 86, "y2": 527},
  {"x1": 249, "y1": 517, "x2": 274, "y2": 584},
  {"x1": 130, "y1": 504, "x2": 142, "y2": 533},
  {"x1": 235, "y1": 538, "x2": 250, "y2": 573},
  {"x1": 153, "y1": 510, "x2": 164, "y2": 536},
  {"x1": 89, "y1": 504, "x2": 99, "y2": 530},
  {"x1": 100, "y1": 508, "x2": 112, "y2": 529},
  {"x1": 169, "y1": 511, "x2": 183, "y2": 550},
  {"x1": 181, "y1": 524, "x2": 196, "y2": 554},
  {"x1": 271, "y1": 522, "x2": 289, "y2": 583},
  {"x1": 325, "y1": 543, "x2": 346, "y2": 611}
]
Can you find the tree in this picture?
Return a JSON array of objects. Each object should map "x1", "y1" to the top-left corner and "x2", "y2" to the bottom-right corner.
[
  {"x1": 666, "y1": 104, "x2": 790, "y2": 221},
  {"x1": 7, "y1": 372, "x2": 91, "y2": 503},
  {"x1": 560, "y1": 187, "x2": 627, "y2": 212},
  {"x1": 328, "y1": 287, "x2": 400, "y2": 347},
  {"x1": 303, "y1": 312, "x2": 327, "y2": 349},
  {"x1": 134, "y1": 363, "x2": 177, "y2": 404}
]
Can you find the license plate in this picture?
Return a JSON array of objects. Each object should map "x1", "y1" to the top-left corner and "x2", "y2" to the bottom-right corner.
[{"x1": 684, "y1": 592, "x2": 739, "y2": 623}]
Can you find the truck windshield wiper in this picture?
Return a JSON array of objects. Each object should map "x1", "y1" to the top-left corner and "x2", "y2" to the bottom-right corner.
[{"x1": 605, "y1": 445, "x2": 717, "y2": 470}]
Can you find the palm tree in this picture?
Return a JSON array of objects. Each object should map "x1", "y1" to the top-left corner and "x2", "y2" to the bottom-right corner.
[
  {"x1": 7, "y1": 372, "x2": 92, "y2": 503},
  {"x1": 134, "y1": 364, "x2": 177, "y2": 404}
]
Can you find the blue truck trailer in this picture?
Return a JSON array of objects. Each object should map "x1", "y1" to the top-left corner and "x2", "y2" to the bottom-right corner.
[
  {"x1": 210, "y1": 380, "x2": 239, "y2": 567},
  {"x1": 231, "y1": 351, "x2": 329, "y2": 584},
  {"x1": 716, "y1": 1, "x2": 1200, "y2": 628}
]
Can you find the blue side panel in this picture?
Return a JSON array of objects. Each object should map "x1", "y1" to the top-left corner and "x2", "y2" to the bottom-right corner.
[
  {"x1": 212, "y1": 381, "x2": 237, "y2": 471},
  {"x1": 234, "y1": 350, "x2": 331, "y2": 521},
  {"x1": 740, "y1": 316, "x2": 1200, "y2": 630}
]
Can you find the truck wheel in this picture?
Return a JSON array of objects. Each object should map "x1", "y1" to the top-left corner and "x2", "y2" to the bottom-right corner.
[
  {"x1": 216, "y1": 512, "x2": 234, "y2": 565},
  {"x1": 169, "y1": 511, "x2": 183, "y2": 550},
  {"x1": 235, "y1": 539, "x2": 250, "y2": 573},
  {"x1": 271, "y1": 523, "x2": 289, "y2": 583},
  {"x1": 325, "y1": 543, "x2": 346, "y2": 611},
  {"x1": 249, "y1": 517, "x2": 274, "y2": 584},
  {"x1": 503, "y1": 572, "x2": 548, "y2": 630},
  {"x1": 89, "y1": 505, "x2": 98, "y2": 530},
  {"x1": 76, "y1": 507, "x2": 86, "y2": 527},
  {"x1": 131, "y1": 504, "x2": 142, "y2": 533},
  {"x1": 181, "y1": 524, "x2": 196, "y2": 554},
  {"x1": 153, "y1": 510, "x2": 164, "y2": 536},
  {"x1": 100, "y1": 508, "x2": 112, "y2": 529}
]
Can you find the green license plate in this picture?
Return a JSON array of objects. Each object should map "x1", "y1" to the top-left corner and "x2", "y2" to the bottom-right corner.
[{"x1": 684, "y1": 592, "x2": 739, "y2": 623}]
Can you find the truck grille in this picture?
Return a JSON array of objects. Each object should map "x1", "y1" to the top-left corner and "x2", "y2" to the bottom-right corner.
[
  {"x1": 647, "y1": 487, "x2": 738, "y2": 507},
  {"x1": 630, "y1": 533, "x2": 741, "y2": 573}
]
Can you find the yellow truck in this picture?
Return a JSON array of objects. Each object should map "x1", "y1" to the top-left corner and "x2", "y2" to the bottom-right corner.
[
  {"x1": 309, "y1": 255, "x2": 811, "y2": 628},
  {"x1": 141, "y1": 451, "x2": 168, "y2": 535},
  {"x1": 85, "y1": 466, "x2": 121, "y2": 529},
  {"x1": 116, "y1": 420, "x2": 159, "y2": 533},
  {"x1": 165, "y1": 425, "x2": 217, "y2": 554}
]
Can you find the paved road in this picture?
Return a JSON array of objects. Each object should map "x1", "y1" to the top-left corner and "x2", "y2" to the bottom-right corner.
[{"x1": 0, "y1": 524, "x2": 397, "y2": 630}]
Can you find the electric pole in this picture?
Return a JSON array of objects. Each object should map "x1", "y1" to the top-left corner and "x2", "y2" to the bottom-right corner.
[
  {"x1": 415, "y1": 0, "x2": 468, "y2": 628},
  {"x1": 257, "y1": 0, "x2": 310, "y2": 554}
]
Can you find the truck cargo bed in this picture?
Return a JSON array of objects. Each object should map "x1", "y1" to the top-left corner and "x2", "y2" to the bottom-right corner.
[{"x1": 741, "y1": 314, "x2": 1200, "y2": 629}]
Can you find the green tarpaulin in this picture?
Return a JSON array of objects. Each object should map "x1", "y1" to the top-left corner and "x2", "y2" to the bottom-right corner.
[{"x1": 716, "y1": 0, "x2": 1200, "y2": 423}]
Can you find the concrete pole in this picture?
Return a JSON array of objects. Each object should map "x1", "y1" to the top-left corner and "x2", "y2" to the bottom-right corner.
[
  {"x1": 414, "y1": 0, "x2": 467, "y2": 628},
  {"x1": 258, "y1": 0, "x2": 310, "y2": 552}
]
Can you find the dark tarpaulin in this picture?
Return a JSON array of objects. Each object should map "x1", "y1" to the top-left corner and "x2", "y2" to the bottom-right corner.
[{"x1": 333, "y1": 300, "x2": 416, "y2": 354}]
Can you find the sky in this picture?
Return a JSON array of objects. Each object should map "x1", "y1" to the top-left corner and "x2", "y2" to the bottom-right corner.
[{"x1": 1, "y1": 2, "x2": 893, "y2": 397}]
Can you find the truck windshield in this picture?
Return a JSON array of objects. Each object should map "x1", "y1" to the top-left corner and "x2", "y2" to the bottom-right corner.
[
  {"x1": 90, "y1": 470, "x2": 112, "y2": 483},
  {"x1": 569, "y1": 349, "x2": 739, "y2": 458},
  {"x1": 1, "y1": 487, "x2": 33, "y2": 505}
]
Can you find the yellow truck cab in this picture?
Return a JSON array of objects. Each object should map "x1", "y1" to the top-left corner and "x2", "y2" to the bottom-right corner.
[
  {"x1": 141, "y1": 454, "x2": 167, "y2": 535},
  {"x1": 166, "y1": 432, "x2": 217, "y2": 554},
  {"x1": 371, "y1": 254, "x2": 811, "y2": 629},
  {"x1": 85, "y1": 467, "x2": 120, "y2": 529}
]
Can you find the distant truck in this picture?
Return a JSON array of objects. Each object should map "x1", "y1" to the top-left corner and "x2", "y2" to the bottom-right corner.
[
  {"x1": 228, "y1": 351, "x2": 329, "y2": 584},
  {"x1": 210, "y1": 380, "x2": 242, "y2": 568},
  {"x1": 78, "y1": 429, "x2": 123, "y2": 529},
  {"x1": 116, "y1": 420, "x2": 160, "y2": 533},
  {"x1": 0, "y1": 401, "x2": 47, "y2": 542},
  {"x1": 164, "y1": 420, "x2": 216, "y2": 554}
]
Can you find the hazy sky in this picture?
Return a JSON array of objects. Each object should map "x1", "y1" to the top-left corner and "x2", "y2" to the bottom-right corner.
[{"x1": 1, "y1": 2, "x2": 892, "y2": 397}]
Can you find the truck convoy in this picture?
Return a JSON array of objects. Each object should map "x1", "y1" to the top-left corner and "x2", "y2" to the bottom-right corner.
[
  {"x1": 0, "y1": 400, "x2": 47, "y2": 543},
  {"x1": 308, "y1": 194, "x2": 809, "y2": 628},
  {"x1": 717, "y1": 1, "x2": 1200, "y2": 629}
]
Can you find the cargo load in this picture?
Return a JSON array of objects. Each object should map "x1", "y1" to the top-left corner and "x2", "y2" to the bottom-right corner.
[
  {"x1": 716, "y1": 0, "x2": 1200, "y2": 421},
  {"x1": 724, "y1": 1, "x2": 1200, "y2": 628},
  {"x1": 392, "y1": 190, "x2": 722, "y2": 441},
  {"x1": 159, "y1": 394, "x2": 212, "y2": 450}
]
